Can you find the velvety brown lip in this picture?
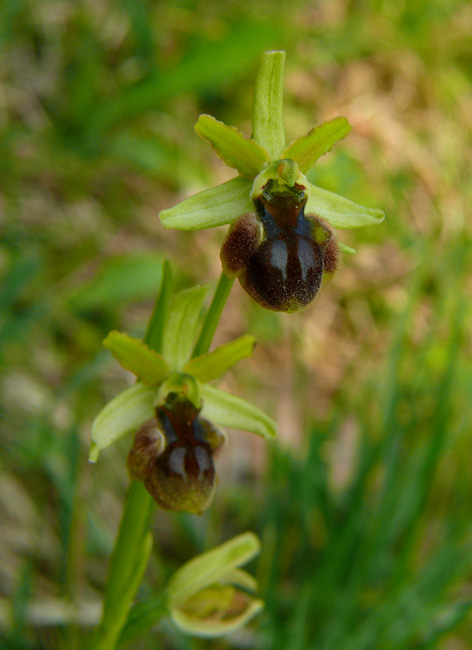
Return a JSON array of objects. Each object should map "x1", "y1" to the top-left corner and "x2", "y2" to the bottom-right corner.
[
  {"x1": 220, "y1": 181, "x2": 338, "y2": 313},
  {"x1": 127, "y1": 394, "x2": 225, "y2": 515}
]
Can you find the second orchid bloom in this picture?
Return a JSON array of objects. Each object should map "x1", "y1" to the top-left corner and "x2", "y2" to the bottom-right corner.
[{"x1": 90, "y1": 282, "x2": 276, "y2": 514}]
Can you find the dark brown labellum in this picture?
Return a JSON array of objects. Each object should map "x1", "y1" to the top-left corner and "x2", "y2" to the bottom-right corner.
[
  {"x1": 127, "y1": 393, "x2": 225, "y2": 515},
  {"x1": 221, "y1": 181, "x2": 338, "y2": 313}
]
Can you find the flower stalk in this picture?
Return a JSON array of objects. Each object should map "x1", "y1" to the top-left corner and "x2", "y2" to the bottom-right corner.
[
  {"x1": 91, "y1": 261, "x2": 269, "y2": 648},
  {"x1": 91, "y1": 264, "x2": 175, "y2": 650}
]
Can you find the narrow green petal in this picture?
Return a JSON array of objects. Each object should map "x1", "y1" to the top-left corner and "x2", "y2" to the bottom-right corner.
[
  {"x1": 183, "y1": 335, "x2": 256, "y2": 383},
  {"x1": 306, "y1": 183, "x2": 385, "y2": 229},
  {"x1": 219, "y1": 568, "x2": 258, "y2": 592},
  {"x1": 252, "y1": 51, "x2": 286, "y2": 159},
  {"x1": 338, "y1": 242, "x2": 357, "y2": 254},
  {"x1": 163, "y1": 286, "x2": 209, "y2": 371},
  {"x1": 103, "y1": 331, "x2": 169, "y2": 385},
  {"x1": 160, "y1": 177, "x2": 253, "y2": 231},
  {"x1": 170, "y1": 599, "x2": 264, "y2": 638},
  {"x1": 89, "y1": 383, "x2": 156, "y2": 462},
  {"x1": 167, "y1": 532, "x2": 260, "y2": 606},
  {"x1": 201, "y1": 385, "x2": 277, "y2": 440},
  {"x1": 282, "y1": 117, "x2": 352, "y2": 173},
  {"x1": 195, "y1": 115, "x2": 269, "y2": 178}
]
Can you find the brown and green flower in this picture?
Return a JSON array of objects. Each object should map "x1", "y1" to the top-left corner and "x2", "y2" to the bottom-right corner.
[
  {"x1": 160, "y1": 51, "x2": 384, "y2": 312},
  {"x1": 89, "y1": 284, "x2": 276, "y2": 514}
]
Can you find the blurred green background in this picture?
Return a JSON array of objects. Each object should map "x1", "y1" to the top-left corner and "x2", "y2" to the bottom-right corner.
[{"x1": 1, "y1": 0, "x2": 472, "y2": 648}]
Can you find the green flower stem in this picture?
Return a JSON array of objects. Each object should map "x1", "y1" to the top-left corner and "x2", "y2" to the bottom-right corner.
[
  {"x1": 192, "y1": 272, "x2": 234, "y2": 358},
  {"x1": 93, "y1": 482, "x2": 154, "y2": 650},
  {"x1": 93, "y1": 264, "x2": 233, "y2": 649},
  {"x1": 93, "y1": 263, "x2": 174, "y2": 650}
]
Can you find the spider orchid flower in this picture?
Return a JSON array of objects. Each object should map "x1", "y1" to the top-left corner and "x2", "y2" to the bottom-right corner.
[{"x1": 160, "y1": 51, "x2": 384, "y2": 312}]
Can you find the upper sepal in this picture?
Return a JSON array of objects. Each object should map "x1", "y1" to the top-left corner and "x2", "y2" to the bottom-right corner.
[
  {"x1": 163, "y1": 286, "x2": 209, "y2": 371},
  {"x1": 252, "y1": 50, "x2": 286, "y2": 159}
]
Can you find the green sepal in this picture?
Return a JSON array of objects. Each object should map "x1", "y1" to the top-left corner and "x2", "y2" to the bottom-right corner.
[
  {"x1": 183, "y1": 335, "x2": 256, "y2": 383},
  {"x1": 163, "y1": 286, "x2": 209, "y2": 371},
  {"x1": 89, "y1": 383, "x2": 156, "y2": 462},
  {"x1": 201, "y1": 385, "x2": 277, "y2": 440},
  {"x1": 338, "y1": 242, "x2": 357, "y2": 254},
  {"x1": 103, "y1": 331, "x2": 169, "y2": 385},
  {"x1": 252, "y1": 51, "x2": 286, "y2": 159},
  {"x1": 282, "y1": 117, "x2": 352, "y2": 173},
  {"x1": 195, "y1": 115, "x2": 269, "y2": 178},
  {"x1": 306, "y1": 183, "x2": 385, "y2": 229},
  {"x1": 159, "y1": 176, "x2": 253, "y2": 231},
  {"x1": 169, "y1": 598, "x2": 264, "y2": 639},
  {"x1": 167, "y1": 532, "x2": 261, "y2": 605}
]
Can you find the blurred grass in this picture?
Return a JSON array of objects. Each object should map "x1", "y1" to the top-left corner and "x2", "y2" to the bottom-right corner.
[{"x1": 1, "y1": 0, "x2": 472, "y2": 648}]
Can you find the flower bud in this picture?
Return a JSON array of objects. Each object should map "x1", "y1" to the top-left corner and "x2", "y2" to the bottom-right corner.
[
  {"x1": 127, "y1": 393, "x2": 225, "y2": 515},
  {"x1": 166, "y1": 532, "x2": 263, "y2": 638}
]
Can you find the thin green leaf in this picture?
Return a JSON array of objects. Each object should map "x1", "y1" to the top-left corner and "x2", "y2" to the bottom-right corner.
[
  {"x1": 201, "y1": 385, "x2": 277, "y2": 440},
  {"x1": 306, "y1": 183, "x2": 385, "y2": 229},
  {"x1": 195, "y1": 115, "x2": 269, "y2": 178},
  {"x1": 89, "y1": 383, "x2": 156, "y2": 462},
  {"x1": 252, "y1": 51, "x2": 286, "y2": 159},
  {"x1": 282, "y1": 117, "x2": 352, "y2": 173},
  {"x1": 103, "y1": 331, "x2": 169, "y2": 385},
  {"x1": 163, "y1": 286, "x2": 209, "y2": 371},
  {"x1": 184, "y1": 335, "x2": 256, "y2": 383},
  {"x1": 159, "y1": 176, "x2": 253, "y2": 231}
]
